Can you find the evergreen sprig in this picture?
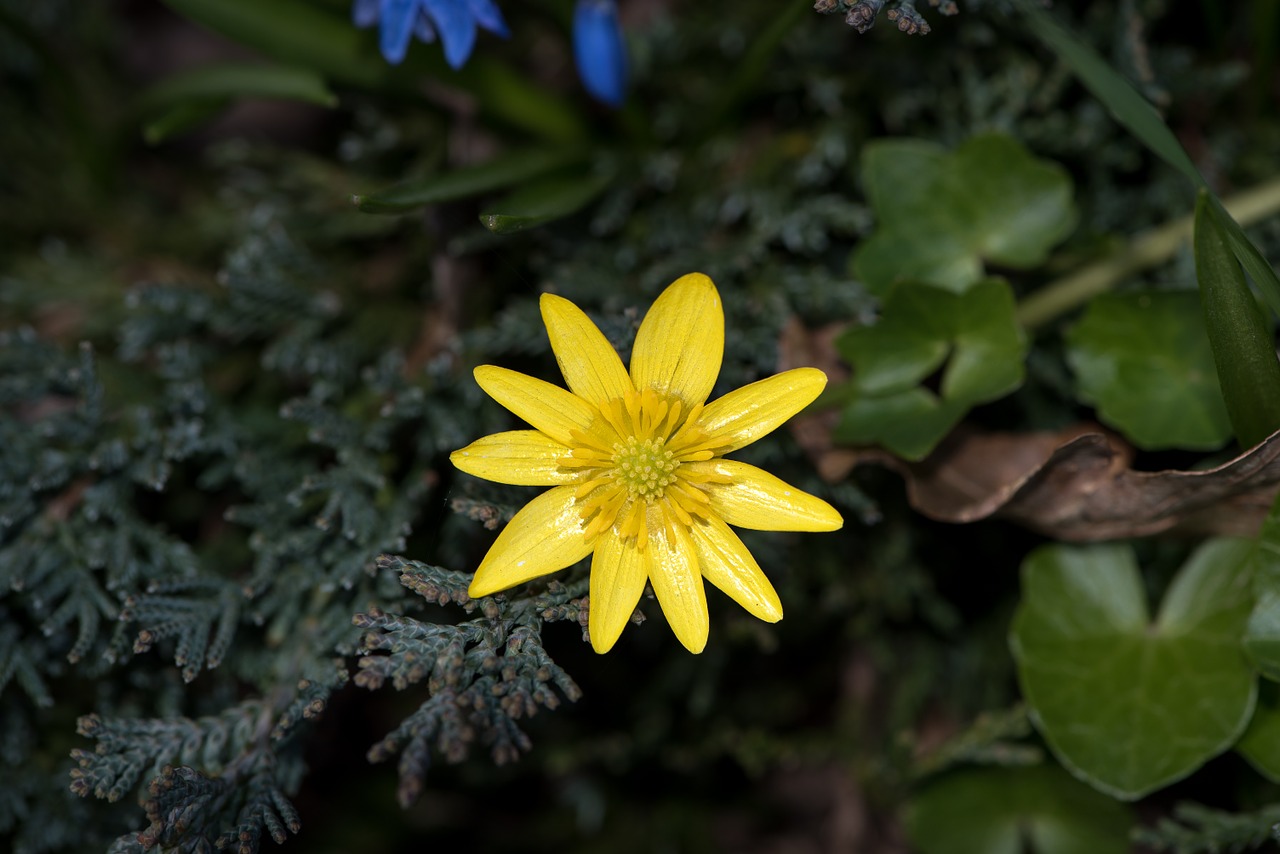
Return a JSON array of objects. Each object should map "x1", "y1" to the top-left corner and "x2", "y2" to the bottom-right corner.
[
  {"x1": 353, "y1": 556, "x2": 587, "y2": 807},
  {"x1": 1134, "y1": 802, "x2": 1280, "y2": 854}
]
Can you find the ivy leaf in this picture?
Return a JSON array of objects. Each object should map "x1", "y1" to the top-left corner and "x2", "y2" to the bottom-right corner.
[
  {"x1": 832, "y1": 279, "x2": 1027, "y2": 460},
  {"x1": 1065, "y1": 291, "x2": 1232, "y2": 451},
  {"x1": 1237, "y1": 682, "x2": 1280, "y2": 783},
  {"x1": 1011, "y1": 539, "x2": 1257, "y2": 799},
  {"x1": 852, "y1": 134, "x2": 1076, "y2": 295},
  {"x1": 905, "y1": 765, "x2": 1132, "y2": 854},
  {"x1": 1242, "y1": 492, "x2": 1280, "y2": 679}
]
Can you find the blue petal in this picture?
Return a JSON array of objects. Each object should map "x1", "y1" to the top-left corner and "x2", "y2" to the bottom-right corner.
[
  {"x1": 421, "y1": 0, "x2": 477, "y2": 69},
  {"x1": 379, "y1": 0, "x2": 419, "y2": 64},
  {"x1": 467, "y1": 0, "x2": 510, "y2": 38},
  {"x1": 352, "y1": 0, "x2": 381, "y2": 28},
  {"x1": 573, "y1": 0, "x2": 627, "y2": 106}
]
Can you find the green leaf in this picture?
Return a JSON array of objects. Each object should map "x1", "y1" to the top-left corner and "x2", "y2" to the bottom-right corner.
[
  {"x1": 1011, "y1": 539, "x2": 1257, "y2": 800},
  {"x1": 1237, "y1": 682, "x2": 1280, "y2": 782},
  {"x1": 1064, "y1": 290, "x2": 1232, "y2": 451},
  {"x1": 833, "y1": 279, "x2": 1027, "y2": 460},
  {"x1": 852, "y1": 134, "x2": 1075, "y2": 295},
  {"x1": 354, "y1": 149, "x2": 585, "y2": 214},
  {"x1": 141, "y1": 100, "x2": 230, "y2": 145},
  {"x1": 905, "y1": 765, "x2": 1132, "y2": 854},
  {"x1": 139, "y1": 63, "x2": 338, "y2": 111},
  {"x1": 1242, "y1": 492, "x2": 1280, "y2": 680},
  {"x1": 479, "y1": 170, "x2": 614, "y2": 234},
  {"x1": 161, "y1": 0, "x2": 588, "y2": 143},
  {"x1": 1015, "y1": 1, "x2": 1202, "y2": 186},
  {"x1": 1194, "y1": 193, "x2": 1280, "y2": 448},
  {"x1": 137, "y1": 63, "x2": 337, "y2": 142},
  {"x1": 1014, "y1": 0, "x2": 1280, "y2": 324},
  {"x1": 1215, "y1": 198, "x2": 1280, "y2": 322},
  {"x1": 461, "y1": 60, "x2": 590, "y2": 144},
  {"x1": 161, "y1": 0, "x2": 386, "y2": 87}
]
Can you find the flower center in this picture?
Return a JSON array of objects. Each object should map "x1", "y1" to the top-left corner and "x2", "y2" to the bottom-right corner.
[
  {"x1": 612, "y1": 436, "x2": 677, "y2": 501},
  {"x1": 561, "y1": 387, "x2": 731, "y2": 551}
]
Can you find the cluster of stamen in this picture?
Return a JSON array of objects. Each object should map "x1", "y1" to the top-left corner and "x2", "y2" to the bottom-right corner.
[
  {"x1": 614, "y1": 436, "x2": 677, "y2": 500},
  {"x1": 560, "y1": 387, "x2": 731, "y2": 550}
]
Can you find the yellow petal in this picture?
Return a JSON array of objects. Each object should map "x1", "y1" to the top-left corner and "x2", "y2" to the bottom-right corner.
[
  {"x1": 450, "y1": 431, "x2": 577, "y2": 486},
  {"x1": 630, "y1": 273, "x2": 724, "y2": 407},
  {"x1": 699, "y1": 368, "x2": 827, "y2": 453},
  {"x1": 541, "y1": 293, "x2": 634, "y2": 408},
  {"x1": 588, "y1": 533, "x2": 649, "y2": 653},
  {"x1": 646, "y1": 519, "x2": 709, "y2": 653},
  {"x1": 468, "y1": 485, "x2": 593, "y2": 598},
  {"x1": 474, "y1": 365, "x2": 597, "y2": 446},
  {"x1": 687, "y1": 460, "x2": 844, "y2": 532},
  {"x1": 691, "y1": 516, "x2": 782, "y2": 623}
]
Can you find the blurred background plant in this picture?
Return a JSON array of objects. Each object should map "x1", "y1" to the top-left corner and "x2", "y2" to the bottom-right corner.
[{"x1": 4, "y1": 0, "x2": 1280, "y2": 851}]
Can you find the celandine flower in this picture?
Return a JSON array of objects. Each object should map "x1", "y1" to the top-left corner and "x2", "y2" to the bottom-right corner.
[
  {"x1": 573, "y1": 0, "x2": 628, "y2": 106},
  {"x1": 451, "y1": 274, "x2": 843, "y2": 653},
  {"x1": 353, "y1": 0, "x2": 509, "y2": 68}
]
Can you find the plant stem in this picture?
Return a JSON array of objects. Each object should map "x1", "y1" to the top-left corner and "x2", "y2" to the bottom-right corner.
[{"x1": 1015, "y1": 176, "x2": 1280, "y2": 330}]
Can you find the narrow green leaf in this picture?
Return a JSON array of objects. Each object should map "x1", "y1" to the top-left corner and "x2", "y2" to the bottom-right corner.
[
  {"x1": 139, "y1": 63, "x2": 338, "y2": 113},
  {"x1": 1017, "y1": 0, "x2": 1280, "y2": 321},
  {"x1": 142, "y1": 100, "x2": 230, "y2": 145},
  {"x1": 1011, "y1": 539, "x2": 1257, "y2": 799},
  {"x1": 161, "y1": 0, "x2": 385, "y2": 87},
  {"x1": 1015, "y1": 0, "x2": 1203, "y2": 187},
  {"x1": 464, "y1": 61, "x2": 589, "y2": 144},
  {"x1": 479, "y1": 170, "x2": 613, "y2": 234},
  {"x1": 1194, "y1": 192, "x2": 1280, "y2": 449},
  {"x1": 354, "y1": 149, "x2": 585, "y2": 214},
  {"x1": 1214, "y1": 197, "x2": 1280, "y2": 322},
  {"x1": 162, "y1": 0, "x2": 589, "y2": 143},
  {"x1": 703, "y1": 0, "x2": 809, "y2": 131}
]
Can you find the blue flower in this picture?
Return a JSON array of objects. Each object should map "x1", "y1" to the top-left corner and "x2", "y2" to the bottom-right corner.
[
  {"x1": 573, "y1": 0, "x2": 628, "y2": 106},
  {"x1": 353, "y1": 0, "x2": 510, "y2": 69}
]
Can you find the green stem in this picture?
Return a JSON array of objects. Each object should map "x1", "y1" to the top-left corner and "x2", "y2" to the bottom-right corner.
[{"x1": 1015, "y1": 176, "x2": 1280, "y2": 330}]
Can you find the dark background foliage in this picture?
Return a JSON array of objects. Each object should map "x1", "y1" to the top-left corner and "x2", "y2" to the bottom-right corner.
[{"x1": 3, "y1": 0, "x2": 1279, "y2": 851}]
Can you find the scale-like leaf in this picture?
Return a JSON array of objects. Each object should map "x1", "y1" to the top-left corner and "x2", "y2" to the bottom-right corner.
[
  {"x1": 906, "y1": 765, "x2": 1131, "y2": 854},
  {"x1": 1065, "y1": 290, "x2": 1232, "y2": 451},
  {"x1": 1011, "y1": 539, "x2": 1257, "y2": 799}
]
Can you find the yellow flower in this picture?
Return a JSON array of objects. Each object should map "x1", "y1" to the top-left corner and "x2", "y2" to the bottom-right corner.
[{"x1": 450, "y1": 273, "x2": 843, "y2": 653}]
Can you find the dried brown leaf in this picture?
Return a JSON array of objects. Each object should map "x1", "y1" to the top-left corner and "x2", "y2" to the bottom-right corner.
[{"x1": 778, "y1": 317, "x2": 1280, "y2": 540}]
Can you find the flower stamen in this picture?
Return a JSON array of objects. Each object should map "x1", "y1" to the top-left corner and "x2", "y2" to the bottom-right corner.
[{"x1": 563, "y1": 390, "x2": 733, "y2": 550}]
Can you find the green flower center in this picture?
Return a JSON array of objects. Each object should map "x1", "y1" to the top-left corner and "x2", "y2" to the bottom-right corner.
[{"x1": 612, "y1": 436, "x2": 678, "y2": 502}]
